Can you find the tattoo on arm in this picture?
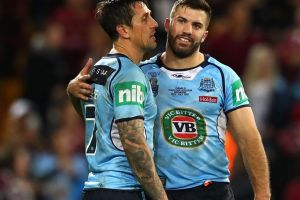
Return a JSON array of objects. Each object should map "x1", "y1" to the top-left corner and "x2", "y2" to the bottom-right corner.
[{"x1": 117, "y1": 119, "x2": 167, "y2": 200}]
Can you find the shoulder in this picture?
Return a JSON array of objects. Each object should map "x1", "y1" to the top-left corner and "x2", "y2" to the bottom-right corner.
[
  {"x1": 94, "y1": 56, "x2": 120, "y2": 70},
  {"x1": 206, "y1": 55, "x2": 240, "y2": 80},
  {"x1": 206, "y1": 56, "x2": 234, "y2": 73},
  {"x1": 89, "y1": 55, "x2": 132, "y2": 85},
  {"x1": 139, "y1": 54, "x2": 161, "y2": 70}
]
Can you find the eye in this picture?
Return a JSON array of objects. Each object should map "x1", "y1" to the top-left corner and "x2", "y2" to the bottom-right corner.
[
  {"x1": 177, "y1": 18, "x2": 185, "y2": 24},
  {"x1": 193, "y1": 25, "x2": 200, "y2": 30},
  {"x1": 193, "y1": 23, "x2": 202, "y2": 30},
  {"x1": 142, "y1": 14, "x2": 149, "y2": 22}
]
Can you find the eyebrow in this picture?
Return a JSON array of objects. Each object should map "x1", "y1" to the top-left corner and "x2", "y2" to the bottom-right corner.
[
  {"x1": 141, "y1": 10, "x2": 151, "y2": 18},
  {"x1": 176, "y1": 16, "x2": 204, "y2": 26},
  {"x1": 192, "y1": 21, "x2": 204, "y2": 27}
]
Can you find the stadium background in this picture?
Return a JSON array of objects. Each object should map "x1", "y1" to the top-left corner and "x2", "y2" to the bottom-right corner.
[{"x1": 0, "y1": 0, "x2": 299, "y2": 199}]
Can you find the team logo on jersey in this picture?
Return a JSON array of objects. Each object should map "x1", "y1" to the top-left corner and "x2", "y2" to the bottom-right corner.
[
  {"x1": 199, "y1": 78, "x2": 215, "y2": 92},
  {"x1": 231, "y1": 79, "x2": 248, "y2": 106},
  {"x1": 149, "y1": 77, "x2": 159, "y2": 96},
  {"x1": 115, "y1": 81, "x2": 146, "y2": 107},
  {"x1": 147, "y1": 71, "x2": 159, "y2": 96},
  {"x1": 162, "y1": 108, "x2": 207, "y2": 148}
]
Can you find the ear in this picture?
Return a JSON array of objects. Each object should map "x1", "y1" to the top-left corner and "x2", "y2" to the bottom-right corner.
[
  {"x1": 201, "y1": 30, "x2": 209, "y2": 43},
  {"x1": 164, "y1": 18, "x2": 170, "y2": 33},
  {"x1": 116, "y1": 24, "x2": 130, "y2": 39}
]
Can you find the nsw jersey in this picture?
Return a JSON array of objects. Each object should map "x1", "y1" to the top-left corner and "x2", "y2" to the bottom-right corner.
[
  {"x1": 81, "y1": 53, "x2": 157, "y2": 190},
  {"x1": 140, "y1": 54, "x2": 250, "y2": 189}
]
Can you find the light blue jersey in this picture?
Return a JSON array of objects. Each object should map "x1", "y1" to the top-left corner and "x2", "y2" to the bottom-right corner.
[
  {"x1": 140, "y1": 54, "x2": 250, "y2": 189},
  {"x1": 81, "y1": 53, "x2": 157, "y2": 190}
]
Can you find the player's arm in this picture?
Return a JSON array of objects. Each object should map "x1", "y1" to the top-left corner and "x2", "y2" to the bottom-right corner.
[
  {"x1": 66, "y1": 58, "x2": 93, "y2": 117},
  {"x1": 227, "y1": 107, "x2": 271, "y2": 200},
  {"x1": 117, "y1": 119, "x2": 168, "y2": 200}
]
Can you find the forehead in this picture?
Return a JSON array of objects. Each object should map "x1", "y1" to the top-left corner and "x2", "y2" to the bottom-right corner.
[
  {"x1": 173, "y1": 6, "x2": 208, "y2": 23},
  {"x1": 132, "y1": 2, "x2": 151, "y2": 15}
]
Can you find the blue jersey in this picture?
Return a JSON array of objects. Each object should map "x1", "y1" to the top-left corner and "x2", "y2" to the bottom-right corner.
[
  {"x1": 140, "y1": 54, "x2": 250, "y2": 189},
  {"x1": 81, "y1": 53, "x2": 157, "y2": 190}
]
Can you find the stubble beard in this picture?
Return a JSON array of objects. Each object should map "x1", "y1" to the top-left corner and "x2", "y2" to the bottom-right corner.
[
  {"x1": 167, "y1": 32, "x2": 201, "y2": 58},
  {"x1": 142, "y1": 39, "x2": 157, "y2": 53}
]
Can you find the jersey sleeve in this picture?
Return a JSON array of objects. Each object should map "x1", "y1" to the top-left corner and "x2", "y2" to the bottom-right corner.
[
  {"x1": 224, "y1": 67, "x2": 250, "y2": 113},
  {"x1": 111, "y1": 66, "x2": 148, "y2": 122}
]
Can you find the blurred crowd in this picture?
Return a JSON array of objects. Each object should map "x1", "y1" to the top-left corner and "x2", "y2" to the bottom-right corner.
[{"x1": 0, "y1": 0, "x2": 300, "y2": 199}]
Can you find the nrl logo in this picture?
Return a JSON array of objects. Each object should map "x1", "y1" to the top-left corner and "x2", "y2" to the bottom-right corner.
[
  {"x1": 199, "y1": 78, "x2": 215, "y2": 92},
  {"x1": 162, "y1": 108, "x2": 207, "y2": 148}
]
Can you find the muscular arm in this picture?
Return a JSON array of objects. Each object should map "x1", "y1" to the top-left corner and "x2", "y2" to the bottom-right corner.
[
  {"x1": 117, "y1": 119, "x2": 168, "y2": 200},
  {"x1": 227, "y1": 107, "x2": 271, "y2": 200},
  {"x1": 66, "y1": 58, "x2": 93, "y2": 117}
]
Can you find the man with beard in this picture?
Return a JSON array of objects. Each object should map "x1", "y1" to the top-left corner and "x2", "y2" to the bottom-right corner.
[{"x1": 67, "y1": 0, "x2": 271, "y2": 199}]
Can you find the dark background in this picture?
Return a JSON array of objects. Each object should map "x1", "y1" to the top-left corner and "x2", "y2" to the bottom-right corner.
[{"x1": 0, "y1": 0, "x2": 300, "y2": 199}]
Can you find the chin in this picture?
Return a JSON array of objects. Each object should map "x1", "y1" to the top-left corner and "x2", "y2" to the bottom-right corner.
[
  {"x1": 173, "y1": 49, "x2": 194, "y2": 58},
  {"x1": 145, "y1": 43, "x2": 157, "y2": 51}
]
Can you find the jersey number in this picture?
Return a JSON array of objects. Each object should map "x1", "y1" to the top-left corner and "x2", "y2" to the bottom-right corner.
[{"x1": 85, "y1": 105, "x2": 97, "y2": 155}]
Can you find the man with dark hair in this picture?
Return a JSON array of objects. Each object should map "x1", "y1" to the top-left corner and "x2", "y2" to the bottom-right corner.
[
  {"x1": 68, "y1": 0, "x2": 271, "y2": 199},
  {"x1": 68, "y1": 0, "x2": 168, "y2": 200}
]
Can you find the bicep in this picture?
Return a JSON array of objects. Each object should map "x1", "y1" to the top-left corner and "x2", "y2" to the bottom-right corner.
[
  {"x1": 117, "y1": 119, "x2": 147, "y2": 149},
  {"x1": 227, "y1": 107, "x2": 261, "y2": 145},
  {"x1": 117, "y1": 119, "x2": 153, "y2": 173}
]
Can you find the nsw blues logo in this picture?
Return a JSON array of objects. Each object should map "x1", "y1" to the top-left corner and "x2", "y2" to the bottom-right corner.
[
  {"x1": 199, "y1": 78, "x2": 215, "y2": 92},
  {"x1": 148, "y1": 71, "x2": 159, "y2": 97}
]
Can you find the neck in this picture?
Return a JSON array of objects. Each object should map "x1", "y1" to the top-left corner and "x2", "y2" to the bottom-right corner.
[
  {"x1": 112, "y1": 39, "x2": 144, "y2": 64},
  {"x1": 162, "y1": 46, "x2": 204, "y2": 69}
]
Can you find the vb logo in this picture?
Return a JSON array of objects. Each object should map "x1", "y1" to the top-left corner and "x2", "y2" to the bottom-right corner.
[
  {"x1": 172, "y1": 116, "x2": 197, "y2": 139},
  {"x1": 162, "y1": 108, "x2": 207, "y2": 148}
]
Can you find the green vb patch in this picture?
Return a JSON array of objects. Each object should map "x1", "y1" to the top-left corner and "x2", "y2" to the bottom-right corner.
[{"x1": 162, "y1": 108, "x2": 207, "y2": 148}]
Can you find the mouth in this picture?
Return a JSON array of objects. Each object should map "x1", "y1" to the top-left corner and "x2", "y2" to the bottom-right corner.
[
  {"x1": 176, "y1": 35, "x2": 193, "y2": 46},
  {"x1": 150, "y1": 32, "x2": 157, "y2": 41}
]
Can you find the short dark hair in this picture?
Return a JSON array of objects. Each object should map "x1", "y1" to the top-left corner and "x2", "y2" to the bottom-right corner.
[
  {"x1": 95, "y1": 0, "x2": 149, "y2": 41},
  {"x1": 170, "y1": 0, "x2": 212, "y2": 27}
]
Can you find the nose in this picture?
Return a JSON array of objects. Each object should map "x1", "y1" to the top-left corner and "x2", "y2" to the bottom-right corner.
[
  {"x1": 149, "y1": 15, "x2": 158, "y2": 29},
  {"x1": 182, "y1": 23, "x2": 192, "y2": 34}
]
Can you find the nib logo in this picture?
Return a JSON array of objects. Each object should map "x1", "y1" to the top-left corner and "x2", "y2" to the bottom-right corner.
[
  {"x1": 115, "y1": 81, "x2": 146, "y2": 107},
  {"x1": 231, "y1": 79, "x2": 248, "y2": 106}
]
